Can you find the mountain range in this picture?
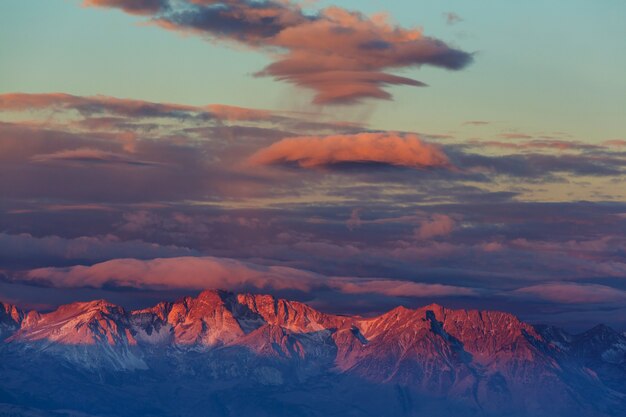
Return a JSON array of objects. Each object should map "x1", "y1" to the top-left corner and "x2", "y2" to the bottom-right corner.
[{"x1": 0, "y1": 290, "x2": 624, "y2": 417}]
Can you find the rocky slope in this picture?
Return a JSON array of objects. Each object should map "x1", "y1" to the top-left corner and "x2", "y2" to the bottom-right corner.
[{"x1": 0, "y1": 290, "x2": 624, "y2": 417}]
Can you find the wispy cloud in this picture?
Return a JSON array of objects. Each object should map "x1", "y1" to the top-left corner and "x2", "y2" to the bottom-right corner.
[
  {"x1": 515, "y1": 282, "x2": 626, "y2": 304},
  {"x1": 30, "y1": 147, "x2": 162, "y2": 166}
]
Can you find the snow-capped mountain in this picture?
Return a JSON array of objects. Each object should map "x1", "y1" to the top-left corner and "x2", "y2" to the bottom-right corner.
[
  {"x1": 0, "y1": 290, "x2": 624, "y2": 417},
  {"x1": 7, "y1": 300, "x2": 146, "y2": 371}
]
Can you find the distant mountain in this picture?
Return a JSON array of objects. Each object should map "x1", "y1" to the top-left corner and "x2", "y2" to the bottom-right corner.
[
  {"x1": 1, "y1": 290, "x2": 624, "y2": 417},
  {"x1": 0, "y1": 302, "x2": 22, "y2": 338}
]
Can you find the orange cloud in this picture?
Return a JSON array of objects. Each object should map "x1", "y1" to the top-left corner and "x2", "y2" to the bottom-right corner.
[{"x1": 249, "y1": 132, "x2": 452, "y2": 169}]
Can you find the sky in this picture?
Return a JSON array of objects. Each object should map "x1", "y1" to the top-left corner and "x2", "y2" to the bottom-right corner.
[{"x1": 0, "y1": 0, "x2": 625, "y2": 331}]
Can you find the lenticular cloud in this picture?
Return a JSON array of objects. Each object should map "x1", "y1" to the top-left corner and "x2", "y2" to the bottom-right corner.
[
  {"x1": 249, "y1": 132, "x2": 452, "y2": 169},
  {"x1": 82, "y1": 0, "x2": 473, "y2": 104},
  {"x1": 20, "y1": 256, "x2": 476, "y2": 298}
]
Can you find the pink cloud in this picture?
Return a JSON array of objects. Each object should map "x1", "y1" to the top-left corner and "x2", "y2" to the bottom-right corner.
[
  {"x1": 515, "y1": 282, "x2": 626, "y2": 304},
  {"x1": 24, "y1": 257, "x2": 316, "y2": 292},
  {"x1": 414, "y1": 214, "x2": 455, "y2": 239},
  {"x1": 330, "y1": 279, "x2": 476, "y2": 297},
  {"x1": 249, "y1": 132, "x2": 452, "y2": 169},
  {"x1": 205, "y1": 104, "x2": 272, "y2": 121},
  {"x1": 603, "y1": 139, "x2": 626, "y2": 147},
  {"x1": 20, "y1": 256, "x2": 476, "y2": 298}
]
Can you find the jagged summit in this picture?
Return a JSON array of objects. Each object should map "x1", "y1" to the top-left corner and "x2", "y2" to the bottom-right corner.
[
  {"x1": 0, "y1": 302, "x2": 23, "y2": 339},
  {"x1": 1, "y1": 289, "x2": 624, "y2": 417},
  {"x1": 0, "y1": 302, "x2": 22, "y2": 324},
  {"x1": 9, "y1": 298, "x2": 130, "y2": 346},
  {"x1": 3, "y1": 290, "x2": 619, "y2": 348}
]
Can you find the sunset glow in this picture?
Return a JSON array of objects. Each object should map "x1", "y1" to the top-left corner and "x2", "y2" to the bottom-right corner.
[{"x1": 1, "y1": 1, "x2": 625, "y2": 416}]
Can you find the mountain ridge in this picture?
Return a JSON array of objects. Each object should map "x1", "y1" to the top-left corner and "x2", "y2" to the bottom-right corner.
[{"x1": 1, "y1": 290, "x2": 625, "y2": 417}]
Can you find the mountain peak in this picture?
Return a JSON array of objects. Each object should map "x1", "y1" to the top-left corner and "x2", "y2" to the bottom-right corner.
[
  {"x1": 575, "y1": 323, "x2": 621, "y2": 345},
  {"x1": 8, "y1": 298, "x2": 132, "y2": 347},
  {"x1": 1, "y1": 290, "x2": 624, "y2": 416},
  {"x1": 196, "y1": 288, "x2": 230, "y2": 301},
  {"x1": 0, "y1": 302, "x2": 23, "y2": 339},
  {"x1": 1, "y1": 302, "x2": 23, "y2": 324}
]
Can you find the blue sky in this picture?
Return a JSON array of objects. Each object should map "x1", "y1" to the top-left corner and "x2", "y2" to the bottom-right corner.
[{"x1": 1, "y1": 0, "x2": 625, "y2": 140}]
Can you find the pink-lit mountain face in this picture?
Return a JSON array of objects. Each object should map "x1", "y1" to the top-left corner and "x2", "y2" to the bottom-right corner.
[{"x1": 1, "y1": 291, "x2": 624, "y2": 417}]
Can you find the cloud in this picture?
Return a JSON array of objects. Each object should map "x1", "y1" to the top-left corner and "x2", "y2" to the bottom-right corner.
[
  {"x1": 83, "y1": 0, "x2": 166, "y2": 15},
  {"x1": 205, "y1": 104, "x2": 272, "y2": 121},
  {"x1": 467, "y1": 139, "x2": 599, "y2": 152},
  {"x1": 0, "y1": 233, "x2": 197, "y2": 268},
  {"x1": 2, "y1": 91, "x2": 626, "y2": 321},
  {"x1": 0, "y1": 92, "x2": 361, "y2": 137},
  {"x1": 414, "y1": 214, "x2": 455, "y2": 239},
  {"x1": 346, "y1": 208, "x2": 362, "y2": 230},
  {"x1": 515, "y1": 282, "x2": 626, "y2": 304},
  {"x1": 22, "y1": 256, "x2": 316, "y2": 291},
  {"x1": 329, "y1": 279, "x2": 476, "y2": 297},
  {"x1": 30, "y1": 147, "x2": 161, "y2": 166},
  {"x1": 603, "y1": 139, "x2": 626, "y2": 147},
  {"x1": 17, "y1": 256, "x2": 477, "y2": 299},
  {"x1": 249, "y1": 132, "x2": 452, "y2": 169},
  {"x1": 0, "y1": 93, "x2": 276, "y2": 122},
  {"x1": 0, "y1": 93, "x2": 200, "y2": 118},
  {"x1": 0, "y1": 119, "x2": 280, "y2": 204},
  {"x1": 80, "y1": 0, "x2": 473, "y2": 104},
  {"x1": 452, "y1": 151, "x2": 625, "y2": 178}
]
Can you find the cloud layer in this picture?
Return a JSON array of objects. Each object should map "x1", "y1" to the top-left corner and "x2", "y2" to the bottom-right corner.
[
  {"x1": 2, "y1": 92, "x2": 626, "y2": 328},
  {"x1": 20, "y1": 256, "x2": 476, "y2": 299}
]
